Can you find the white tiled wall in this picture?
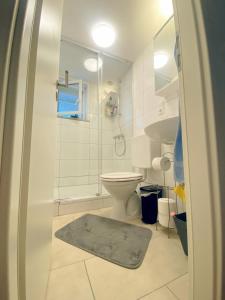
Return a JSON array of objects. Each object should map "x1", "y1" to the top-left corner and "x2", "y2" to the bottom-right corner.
[
  {"x1": 55, "y1": 81, "x2": 117, "y2": 200},
  {"x1": 112, "y1": 68, "x2": 133, "y2": 172},
  {"x1": 56, "y1": 83, "x2": 104, "y2": 200},
  {"x1": 100, "y1": 82, "x2": 118, "y2": 171},
  {"x1": 56, "y1": 116, "x2": 97, "y2": 200}
]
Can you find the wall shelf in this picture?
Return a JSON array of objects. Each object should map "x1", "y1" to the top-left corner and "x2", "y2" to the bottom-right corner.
[{"x1": 156, "y1": 76, "x2": 179, "y2": 101}]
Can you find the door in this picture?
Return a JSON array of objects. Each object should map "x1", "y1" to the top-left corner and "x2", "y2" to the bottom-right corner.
[
  {"x1": 174, "y1": 0, "x2": 225, "y2": 299},
  {"x1": 0, "y1": 1, "x2": 63, "y2": 299}
]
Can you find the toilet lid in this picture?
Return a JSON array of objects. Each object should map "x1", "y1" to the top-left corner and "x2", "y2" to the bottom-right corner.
[{"x1": 100, "y1": 172, "x2": 143, "y2": 182}]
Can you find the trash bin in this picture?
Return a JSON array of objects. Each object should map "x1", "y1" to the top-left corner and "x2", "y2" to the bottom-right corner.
[
  {"x1": 174, "y1": 212, "x2": 188, "y2": 256},
  {"x1": 140, "y1": 185, "x2": 163, "y2": 224}
]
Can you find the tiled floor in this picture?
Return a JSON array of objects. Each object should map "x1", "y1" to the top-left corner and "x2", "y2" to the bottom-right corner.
[{"x1": 46, "y1": 208, "x2": 189, "y2": 300}]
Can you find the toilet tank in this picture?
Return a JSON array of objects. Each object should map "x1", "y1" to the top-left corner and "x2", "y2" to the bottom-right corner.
[{"x1": 131, "y1": 135, "x2": 160, "y2": 169}]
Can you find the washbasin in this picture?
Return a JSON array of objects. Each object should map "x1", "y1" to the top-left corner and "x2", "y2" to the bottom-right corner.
[{"x1": 144, "y1": 116, "x2": 179, "y2": 144}]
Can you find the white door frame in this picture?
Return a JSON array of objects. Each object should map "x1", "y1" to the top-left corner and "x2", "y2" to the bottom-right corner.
[
  {"x1": 174, "y1": 1, "x2": 225, "y2": 299},
  {"x1": 0, "y1": 1, "x2": 38, "y2": 299},
  {"x1": 0, "y1": 0, "x2": 63, "y2": 299}
]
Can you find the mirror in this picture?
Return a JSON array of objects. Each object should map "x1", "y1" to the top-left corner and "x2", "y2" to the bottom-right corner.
[
  {"x1": 99, "y1": 53, "x2": 131, "y2": 119},
  {"x1": 154, "y1": 16, "x2": 177, "y2": 92},
  {"x1": 57, "y1": 41, "x2": 99, "y2": 120},
  {"x1": 58, "y1": 40, "x2": 131, "y2": 120}
]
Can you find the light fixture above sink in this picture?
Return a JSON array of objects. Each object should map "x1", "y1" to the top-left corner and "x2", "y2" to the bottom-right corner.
[{"x1": 144, "y1": 115, "x2": 179, "y2": 144}]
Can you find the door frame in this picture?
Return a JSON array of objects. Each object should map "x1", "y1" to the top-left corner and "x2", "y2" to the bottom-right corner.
[
  {"x1": 0, "y1": 1, "x2": 38, "y2": 299},
  {"x1": 174, "y1": 0, "x2": 225, "y2": 299},
  {"x1": 0, "y1": 0, "x2": 63, "y2": 299}
]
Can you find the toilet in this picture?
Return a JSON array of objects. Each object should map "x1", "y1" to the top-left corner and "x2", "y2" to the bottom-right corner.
[
  {"x1": 101, "y1": 172, "x2": 143, "y2": 220},
  {"x1": 101, "y1": 135, "x2": 161, "y2": 220}
]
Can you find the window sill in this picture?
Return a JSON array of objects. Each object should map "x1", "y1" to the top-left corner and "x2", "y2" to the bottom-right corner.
[{"x1": 57, "y1": 115, "x2": 90, "y2": 123}]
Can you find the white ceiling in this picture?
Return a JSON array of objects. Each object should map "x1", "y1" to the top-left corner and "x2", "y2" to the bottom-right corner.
[{"x1": 61, "y1": 0, "x2": 169, "y2": 62}]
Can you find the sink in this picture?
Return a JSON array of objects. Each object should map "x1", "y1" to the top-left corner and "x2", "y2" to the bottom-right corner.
[{"x1": 144, "y1": 116, "x2": 179, "y2": 144}]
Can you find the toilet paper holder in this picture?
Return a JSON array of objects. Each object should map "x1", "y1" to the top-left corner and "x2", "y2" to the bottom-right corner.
[{"x1": 152, "y1": 152, "x2": 174, "y2": 171}]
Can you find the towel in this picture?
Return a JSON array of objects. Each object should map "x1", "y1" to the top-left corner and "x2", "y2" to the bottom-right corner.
[
  {"x1": 174, "y1": 119, "x2": 184, "y2": 183},
  {"x1": 174, "y1": 184, "x2": 185, "y2": 202}
]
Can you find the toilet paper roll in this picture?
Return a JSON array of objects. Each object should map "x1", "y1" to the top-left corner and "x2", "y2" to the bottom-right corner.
[
  {"x1": 152, "y1": 157, "x2": 171, "y2": 171},
  {"x1": 158, "y1": 198, "x2": 176, "y2": 228}
]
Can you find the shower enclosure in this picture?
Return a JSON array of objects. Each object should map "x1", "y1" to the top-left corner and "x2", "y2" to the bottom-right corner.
[{"x1": 55, "y1": 39, "x2": 133, "y2": 211}]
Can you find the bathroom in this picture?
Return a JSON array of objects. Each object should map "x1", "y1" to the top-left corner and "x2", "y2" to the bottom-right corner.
[
  {"x1": 49, "y1": 1, "x2": 188, "y2": 299},
  {"x1": 2, "y1": 0, "x2": 224, "y2": 299}
]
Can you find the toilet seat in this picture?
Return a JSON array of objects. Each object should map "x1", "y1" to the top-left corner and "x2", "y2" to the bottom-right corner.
[{"x1": 100, "y1": 172, "x2": 143, "y2": 182}]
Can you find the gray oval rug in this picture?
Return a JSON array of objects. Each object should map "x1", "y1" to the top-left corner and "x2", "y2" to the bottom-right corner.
[{"x1": 55, "y1": 214, "x2": 152, "y2": 269}]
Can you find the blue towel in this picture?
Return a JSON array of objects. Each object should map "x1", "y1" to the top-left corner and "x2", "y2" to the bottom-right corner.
[{"x1": 174, "y1": 119, "x2": 184, "y2": 183}]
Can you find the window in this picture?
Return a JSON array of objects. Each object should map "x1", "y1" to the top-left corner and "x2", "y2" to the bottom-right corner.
[{"x1": 57, "y1": 80, "x2": 88, "y2": 120}]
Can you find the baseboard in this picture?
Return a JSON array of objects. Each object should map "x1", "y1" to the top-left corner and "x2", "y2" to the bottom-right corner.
[{"x1": 54, "y1": 195, "x2": 113, "y2": 216}]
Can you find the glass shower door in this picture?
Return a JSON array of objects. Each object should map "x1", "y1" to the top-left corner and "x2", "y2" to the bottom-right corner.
[
  {"x1": 56, "y1": 40, "x2": 101, "y2": 201},
  {"x1": 98, "y1": 53, "x2": 132, "y2": 196}
]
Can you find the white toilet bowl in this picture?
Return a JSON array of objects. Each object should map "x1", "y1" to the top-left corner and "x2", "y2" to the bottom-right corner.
[{"x1": 100, "y1": 172, "x2": 143, "y2": 220}]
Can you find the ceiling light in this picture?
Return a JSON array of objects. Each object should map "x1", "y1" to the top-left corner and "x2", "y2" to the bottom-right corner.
[
  {"x1": 91, "y1": 23, "x2": 116, "y2": 48},
  {"x1": 160, "y1": 0, "x2": 174, "y2": 18},
  {"x1": 84, "y1": 57, "x2": 103, "y2": 72},
  {"x1": 154, "y1": 52, "x2": 169, "y2": 69}
]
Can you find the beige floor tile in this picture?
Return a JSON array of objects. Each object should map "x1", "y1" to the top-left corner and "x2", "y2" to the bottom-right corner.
[
  {"x1": 52, "y1": 212, "x2": 83, "y2": 232},
  {"x1": 52, "y1": 208, "x2": 112, "y2": 236},
  {"x1": 51, "y1": 213, "x2": 93, "y2": 269},
  {"x1": 128, "y1": 219, "x2": 179, "y2": 241},
  {"x1": 140, "y1": 286, "x2": 177, "y2": 300},
  {"x1": 50, "y1": 236, "x2": 94, "y2": 269},
  {"x1": 85, "y1": 233, "x2": 188, "y2": 300},
  {"x1": 167, "y1": 274, "x2": 189, "y2": 300},
  {"x1": 51, "y1": 208, "x2": 128, "y2": 269},
  {"x1": 46, "y1": 262, "x2": 94, "y2": 300},
  {"x1": 51, "y1": 209, "x2": 188, "y2": 300}
]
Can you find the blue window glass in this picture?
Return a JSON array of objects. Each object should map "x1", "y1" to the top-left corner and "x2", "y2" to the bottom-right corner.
[
  {"x1": 57, "y1": 85, "x2": 80, "y2": 118},
  {"x1": 57, "y1": 90, "x2": 79, "y2": 113}
]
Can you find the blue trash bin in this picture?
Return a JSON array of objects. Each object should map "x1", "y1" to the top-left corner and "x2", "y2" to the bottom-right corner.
[
  {"x1": 174, "y1": 212, "x2": 188, "y2": 256},
  {"x1": 140, "y1": 185, "x2": 163, "y2": 224}
]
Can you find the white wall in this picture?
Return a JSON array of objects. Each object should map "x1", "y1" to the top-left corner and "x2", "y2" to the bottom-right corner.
[
  {"x1": 133, "y1": 42, "x2": 179, "y2": 137},
  {"x1": 132, "y1": 41, "x2": 181, "y2": 206}
]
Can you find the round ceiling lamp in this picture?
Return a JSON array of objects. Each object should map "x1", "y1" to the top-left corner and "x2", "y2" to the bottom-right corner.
[
  {"x1": 160, "y1": 0, "x2": 174, "y2": 18},
  {"x1": 84, "y1": 57, "x2": 103, "y2": 72},
  {"x1": 91, "y1": 22, "x2": 116, "y2": 48},
  {"x1": 154, "y1": 52, "x2": 169, "y2": 70}
]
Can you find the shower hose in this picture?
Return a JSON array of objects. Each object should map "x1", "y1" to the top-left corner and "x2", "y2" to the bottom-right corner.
[{"x1": 114, "y1": 135, "x2": 126, "y2": 157}]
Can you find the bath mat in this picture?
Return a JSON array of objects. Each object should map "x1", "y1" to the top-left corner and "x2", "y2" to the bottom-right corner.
[{"x1": 55, "y1": 214, "x2": 152, "y2": 269}]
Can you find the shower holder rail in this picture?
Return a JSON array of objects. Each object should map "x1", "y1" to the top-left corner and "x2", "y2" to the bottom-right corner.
[{"x1": 113, "y1": 134, "x2": 125, "y2": 140}]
